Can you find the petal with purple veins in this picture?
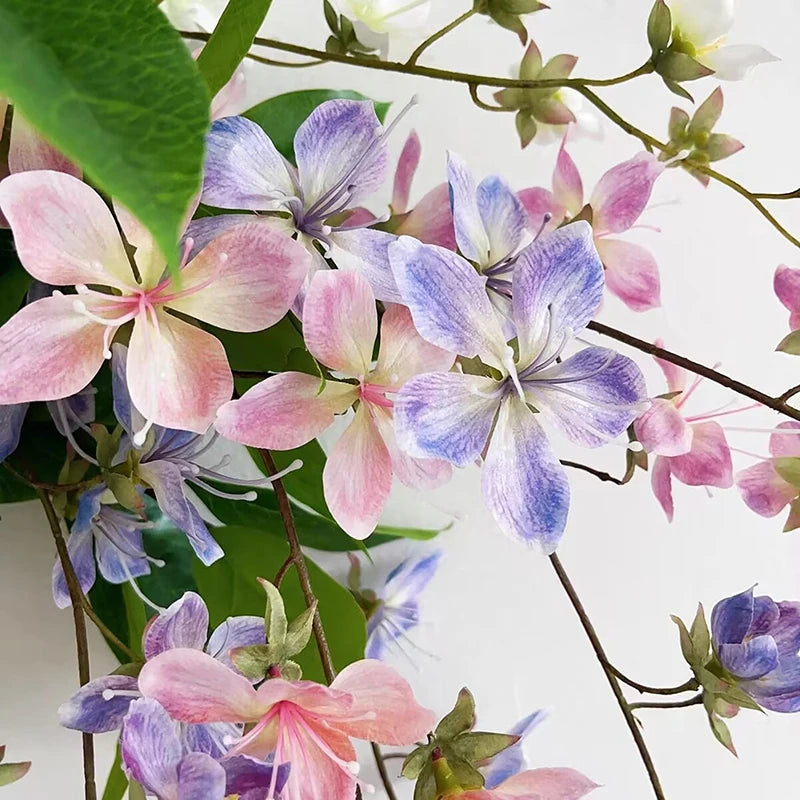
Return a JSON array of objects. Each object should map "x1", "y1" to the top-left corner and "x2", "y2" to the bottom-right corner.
[
  {"x1": 144, "y1": 592, "x2": 210, "y2": 660},
  {"x1": 58, "y1": 675, "x2": 140, "y2": 733}
]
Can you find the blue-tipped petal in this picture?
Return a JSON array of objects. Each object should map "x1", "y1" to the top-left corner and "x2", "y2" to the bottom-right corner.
[
  {"x1": 389, "y1": 236, "x2": 508, "y2": 368},
  {"x1": 512, "y1": 222, "x2": 604, "y2": 368},
  {"x1": 0, "y1": 402, "x2": 28, "y2": 462},
  {"x1": 719, "y1": 636, "x2": 779, "y2": 680},
  {"x1": 207, "y1": 616, "x2": 266, "y2": 676},
  {"x1": 447, "y1": 151, "x2": 490, "y2": 265},
  {"x1": 711, "y1": 588, "x2": 755, "y2": 645},
  {"x1": 52, "y1": 524, "x2": 96, "y2": 609},
  {"x1": 481, "y1": 397, "x2": 570, "y2": 552},
  {"x1": 58, "y1": 675, "x2": 139, "y2": 733},
  {"x1": 176, "y1": 752, "x2": 227, "y2": 800},
  {"x1": 111, "y1": 344, "x2": 144, "y2": 437},
  {"x1": 94, "y1": 513, "x2": 150, "y2": 585},
  {"x1": 483, "y1": 709, "x2": 547, "y2": 789},
  {"x1": 394, "y1": 372, "x2": 501, "y2": 468},
  {"x1": 331, "y1": 227, "x2": 403, "y2": 304},
  {"x1": 476, "y1": 174, "x2": 528, "y2": 266},
  {"x1": 144, "y1": 592, "x2": 210, "y2": 660},
  {"x1": 383, "y1": 551, "x2": 442, "y2": 607}
]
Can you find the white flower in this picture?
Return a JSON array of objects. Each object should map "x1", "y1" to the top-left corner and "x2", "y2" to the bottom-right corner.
[
  {"x1": 533, "y1": 89, "x2": 604, "y2": 147},
  {"x1": 330, "y1": 0, "x2": 431, "y2": 56},
  {"x1": 160, "y1": 0, "x2": 228, "y2": 32},
  {"x1": 667, "y1": 0, "x2": 778, "y2": 81}
]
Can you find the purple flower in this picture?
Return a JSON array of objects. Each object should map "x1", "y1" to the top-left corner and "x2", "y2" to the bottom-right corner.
[
  {"x1": 390, "y1": 222, "x2": 647, "y2": 551},
  {"x1": 711, "y1": 587, "x2": 800, "y2": 712},
  {"x1": 121, "y1": 698, "x2": 289, "y2": 800},
  {"x1": 482, "y1": 710, "x2": 547, "y2": 789},
  {"x1": 198, "y1": 99, "x2": 411, "y2": 304},
  {"x1": 59, "y1": 592, "x2": 265, "y2": 756}
]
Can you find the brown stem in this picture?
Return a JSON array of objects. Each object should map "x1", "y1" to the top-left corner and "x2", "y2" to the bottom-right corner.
[
  {"x1": 4, "y1": 461, "x2": 97, "y2": 494},
  {"x1": 560, "y1": 460, "x2": 624, "y2": 486},
  {"x1": 38, "y1": 490, "x2": 97, "y2": 800},
  {"x1": 549, "y1": 553, "x2": 665, "y2": 800},
  {"x1": 588, "y1": 320, "x2": 800, "y2": 423},
  {"x1": 258, "y1": 449, "x2": 337, "y2": 684},
  {"x1": 777, "y1": 383, "x2": 800, "y2": 404},
  {"x1": 630, "y1": 694, "x2": 704, "y2": 711},
  {"x1": 607, "y1": 665, "x2": 699, "y2": 696},
  {"x1": 273, "y1": 555, "x2": 294, "y2": 588},
  {"x1": 371, "y1": 742, "x2": 399, "y2": 800}
]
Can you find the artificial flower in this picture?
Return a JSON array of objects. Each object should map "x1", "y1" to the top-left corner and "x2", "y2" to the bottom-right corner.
[
  {"x1": 666, "y1": 0, "x2": 778, "y2": 81},
  {"x1": 774, "y1": 264, "x2": 800, "y2": 331},
  {"x1": 634, "y1": 344, "x2": 736, "y2": 521},
  {"x1": 390, "y1": 223, "x2": 647, "y2": 551},
  {"x1": 216, "y1": 269, "x2": 454, "y2": 539},
  {"x1": 482, "y1": 710, "x2": 547, "y2": 789},
  {"x1": 711, "y1": 587, "x2": 800, "y2": 712},
  {"x1": 519, "y1": 141, "x2": 663, "y2": 311},
  {"x1": 456, "y1": 769, "x2": 598, "y2": 800},
  {"x1": 0, "y1": 170, "x2": 309, "y2": 435},
  {"x1": 736, "y1": 421, "x2": 800, "y2": 531},
  {"x1": 59, "y1": 592, "x2": 264, "y2": 756},
  {"x1": 139, "y1": 651, "x2": 436, "y2": 800},
  {"x1": 329, "y1": 0, "x2": 431, "y2": 56}
]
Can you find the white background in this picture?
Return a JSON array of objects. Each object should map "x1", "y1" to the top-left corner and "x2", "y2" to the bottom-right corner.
[{"x1": 2, "y1": 0, "x2": 800, "y2": 797}]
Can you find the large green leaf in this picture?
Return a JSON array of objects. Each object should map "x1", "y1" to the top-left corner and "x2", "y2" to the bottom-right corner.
[
  {"x1": 244, "y1": 89, "x2": 391, "y2": 162},
  {"x1": 101, "y1": 744, "x2": 128, "y2": 800},
  {"x1": 0, "y1": 229, "x2": 31, "y2": 327},
  {"x1": 214, "y1": 316, "x2": 304, "y2": 372},
  {"x1": 0, "y1": 0, "x2": 209, "y2": 270},
  {"x1": 196, "y1": 0, "x2": 273, "y2": 95},
  {"x1": 194, "y1": 525, "x2": 367, "y2": 682}
]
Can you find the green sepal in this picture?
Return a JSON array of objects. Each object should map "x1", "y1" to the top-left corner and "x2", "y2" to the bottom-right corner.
[
  {"x1": 774, "y1": 457, "x2": 800, "y2": 487},
  {"x1": 448, "y1": 731, "x2": 519, "y2": 762},
  {"x1": 435, "y1": 687, "x2": 476, "y2": 739},
  {"x1": 105, "y1": 473, "x2": 145, "y2": 514},
  {"x1": 0, "y1": 761, "x2": 31, "y2": 787},
  {"x1": 258, "y1": 577, "x2": 288, "y2": 645},
  {"x1": 94, "y1": 425, "x2": 124, "y2": 470},
  {"x1": 656, "y1": 50, "x2": 714, "y2": 82},
  {"x1": 284, "y1": 600, "x2": 318, "y2": 656},
  {"x1": 776, "y1": 329, "x2": 800, "y2": 355},
  {"x1": 412, "y1": 764, "x2": 436, "y2": 800},
  {"x1": 231, "y1": 643, "x2": 284, "y2": 680},
  {"x1": 646, "y1": 0, "x2": 672, "y2": 55},
  {"x1": 662, "y1": 77, "x2": 694, "y2": 102},
  {"x1": 282, "y1": 660, "x2": 303, "y2": 682},
  {"x1": 515, "y1": 111, "x2": 538, "y2": 148}
]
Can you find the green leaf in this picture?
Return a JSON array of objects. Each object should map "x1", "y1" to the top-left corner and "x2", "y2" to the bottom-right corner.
[
  {"x1": 0, "y1": 760, "x2": 30, "y2": 787},
  {"x1": 0, "y1": 231, "x2": 31, "y2": 327},
  {"x1": 774, "y1": 457, "x2": 800, "y2": 488},
  {"x1": 0, "y1": 0, "x2": 209, "y2": 271},
  {"x1": 196, "y1": 0, "x2": 273, "y2": 96},
  {"x1": 243, "y1": 90, "x2": 391, "y2": 162},
  {"x1": 0, "y1": 463, "x2": 36, "y2": 504},
  {"x1": 776, "y1": 329, "x2": 800, "y2": 355},
  {"x1": 101, "y1": 744, "x2": 128, "y2": 800},
  {"x1": 436, "y1": 688, "x2": 476, "y2": 739},
  {"x1": 122, "y1": 583, "x2": 148, "y2": 660},
  {"x1": 193, "y1": 525, "x2": 367, "y2": 683}
]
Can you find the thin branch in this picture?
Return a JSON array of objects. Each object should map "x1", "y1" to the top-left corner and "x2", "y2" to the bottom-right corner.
[
  {"x1": 38, "y1": 490, "x2": 97, "y2": 800},
  {"x1": 560, "y1": 460, "x2": 624, "y2": 486},
  {"x1": 777, "y1": 383, "x2": 800, "y2": 404},
  {"x1": 752, "y1": 188, "x2": 800, "y2": 200},
  {"x1": 549, "y1": 553, "x2": 665, "y2": 800},
  {"x1": 630, "y1": 694, "x2": 704, "y2": 711},
  {"x1": 371, "y1": 742, "x2": 399, "y2": 800},
  {"x1": 587, "y1": 321, "x2": 800, "y2": 423},
  {"x1": 380, "y1": 752, "x2": 410, "y2": 761},
  {"x1": 406, "y1": 8, "x2": 477, "y2": 66},
  {"x1": 4, "y1": 461, "x2": 97, "y2": 494},
  {"x1": 607, "y1": 665, "x2": 699, "y2": 696},
  {"x1": 258, "y1": 449, "x2": 337, "y2": 684},
  {"x1": 273, "y1": 555, "x2": 294, "y2": 588},
  {"x1": 468, "y1": 82, "x2": 511, "y2": 112}
]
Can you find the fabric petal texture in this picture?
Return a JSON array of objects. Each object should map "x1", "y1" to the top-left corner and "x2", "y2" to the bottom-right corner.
[
  {"x1": 634, "y1": 398, "x2": 692, "y2": 457},
  {"x1": 736, "y1": 461, "x2": 796, "y2": 518},
  {"x1": 596, "y1": 238, "x2": 661, "y2": 312},
  {"x1": 58, "y1": 675, "x2": 140, "y2": 733},
  {"x1": 143, "y1": 592, "x2": 210, "y2": 660},
  {"x1": 669, "y1": 422, "x2": 733, "y2": 488},
  {"x1": 446, "y1": 151, "x2": 490, "y2": 264},
  {"x1": 774, "y1": 264, "x2": 800, "y2": 329}
]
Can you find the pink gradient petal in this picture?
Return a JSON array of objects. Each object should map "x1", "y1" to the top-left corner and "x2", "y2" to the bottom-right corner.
[
  {"x1": 669, "y1": 421, "x2": 732, "y2": 488},
  {"x1": 330, "y1": 659, "x2": 436, "y2": 744},
  {"x1": 517, "y1": 187, "x2": 564, "y2": 233},
  {"x1": 323, "y1": 404, "x2": 392, "y2": 540},
  {"x1": 392, "y1": 131, "x2": 421, "y2": 214},
  {"x1": 8, "y1": 114, "x2": 80, "y2": 177},
  {"x1": 552, "y1": 139, "x2": 584, "y2": 216},
  {"x1": 651, "y1": 456, "x2": 674, "y2": 521},
  {"x1": 254, "y1": 678, "x2": 354, "y2": 717},
  {"x1": 634, "y1": 398, "x2": 692, "y2": 457},
  {"x1": 127, "y1": 310, "x2": 233, "y2": 434},
  {"x1": 774, "y1": 264, "x2": 800, "y2": 329},
  {"x1": 303, "y1": 270, "x2": 377, "y2": 376},
  {"x1": 396, "y1": 183, "x2": 457, "y2": 250},
  {"x1": 139, "y1": 648, "x2": 264, "y2": 724},
  {"x1": 465, "y1": 767, "x2": 598, "y2": 799},
  {"x1": 0, "y1": 171, "x2": 134, "y2": 288},
  {"x1": 736, "y1": 461, "x2": 796, "y2": 518},
  {"x1": 0, "y1": 294, "x2": 108, "y2": 404},
  {"x1": 595, "y1": 237, "x2": 661, "y2": 311},
  {"x1": 215, "y1": 372, "x2": 357, "y2": 449},
  {"x1": 165, "y1": 222, "x2": 309, "y2": 332},
  {"x1": 112, "y1": 201, "x2": 165, "y2": 289},
  {"x1": 372, "y1": 303, "x2": 455, "y2": 389},
  {"x1": 769, "y1": 421, "x2": 800, "y2": 458},
  {"x1": 653, "y1": 339, "x2": 687, "y2": 394},
  {"x1": 590, "y1": 152, "x2": 664, "y2": 235}
]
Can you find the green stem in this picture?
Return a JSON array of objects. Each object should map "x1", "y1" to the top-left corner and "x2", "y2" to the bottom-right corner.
[
  {"x1": 607, "y1": 666, "x2": 700, "y2": 696},
  {"x1": 406, "y1": 8, "x2": 477, "y2": 66},
  {"x1": 630, "y1": 694, "x2": 704, "y2": 711},
  {"x1": 468, "y1": 82, "x2": 511, "y2": 112}
]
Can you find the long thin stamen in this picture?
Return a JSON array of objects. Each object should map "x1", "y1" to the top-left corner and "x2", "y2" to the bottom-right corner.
[
  {"x1": 527, "y1": 349, "x2": 617, "y2": 385},
  {"x1": 684, "y1": 402, "x2": 762, "y2": 424},
  {"x1": 101, "y1": 688, "x2": 141, "y2": 701},
  {"x1": 155, "y1": 253, "x2": 227, "y2": 304},
  {"x1": 189, "y1": 477, "x2": 258, "y2": 502},
  {"x1": 725, "y1": 426, "x2": 800, "y2": 435},
  {"x1": 54, "y1": 402, "x2": 100, "y2": 466}
]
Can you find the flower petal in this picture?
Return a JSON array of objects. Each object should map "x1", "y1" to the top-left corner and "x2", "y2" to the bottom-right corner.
[
  {"x1": 181, "y1": 722, "x2": 240, "y2": 759},
  {"x1": 590, "y1": 152, "x2": 663, "y2": 235},
  {"x1": 711, "y1": 587, "x2": 754, "y2": 645},
  {"x1": 736, "y1": 461, "x2": 796, "y2": 517},
  {"x1": 719, "y1": 635, "x2": 779, "y2": 680},
  {"x1": 0, "y1": 170, "x2": 133, "y2": 288},
  {"x1": 769, "y1": 421, "x2": 800, "y2": 458},
  {"x1": 127, "y1": 310, "x2": 233, "y2": 433},
  {"x1": 139, "y1": 648, "x2": 264, "y2": 723},
  {"x1": 552, "y1": 139, "x2": 584, "y2": 216},
  {"x1": 774, "y1": 264, "x2": 800, "y2": 329},
  {"x1": 651, "y1": 456, "x2": 674, "y2": 521},
  {"x1": 121, "y1": 698, "x2": 181, "y2": 798},
  {"x1": 389, "y1": 236, "x2": 508, "y2": 368},
  {"x1": 207, "y1": 616, "x2": 266, "y2": 676},
  {"x1": 495, "y1": 767, "x2": 599, "y2": 799},
  {"x1": 517, "y1": 187, "x2": 565, "y2": 234},
  {"x1": 0, "y1": 294, "x2": 108, "y2": 404},
  {"x1": 526, "y1": 347, "x2": 647, "y2": 448},
  {"x1": 446, "y1": 151, "x2": 490, "y2": 265},
  {"x1": 58, "y1": 675, "x2": 139, "y2": 733},
  {"x1": 392, "y1": 131, "x2": 421, "y2": 213},
  {"x1": 177, "y1": 752, "x2": 227, "y2": 800},
  {"x1": 635, "y1": 398, "x2": 692, "y2": 456},
  {"x1": 137, "y1": 460, "x2": 223, "y2": 565},
  {"x1": 94, "y1": 519, "x2": 150, "y2": 584},
  {"x1": 394, "y1": 372, "x2": 500, "y2": 467},
  {"x1": 222, "y1": 755, "x2": 289, "y2": 799},
  {"x1": 303, "y1": 270, "x2": 377, "y2": 376},
  {"x1": 8, "y1": 114, "x2": 80, "y2": 177},
  {"x1": 668, "y1": 0, "x2": 733, "y2": 47},
  {"x1": 483, "y1": 709, "x2": 547, "y2": 789},
  {"x1": 52, "y1": 523, "x2": 96, "y2": 609},
  {"x1": 215, "y1": 373, "x2": 357, "y2": 449},
  {"x1": 513, "y1": 222, "x2": 604, "y2": 367},
  {"x1": 703, "y1": 44, "x2": 779, "y2": 81},
  {"x1": 654, "y1": 339, "x2": 687, "y2": 394},
  {"x1": 383, "y1": 551, "x2": 442, "y2": 610},
  {"x1": 330, "y1": 659, "x2": 436, "y2": 744},
  {"x1": 396, "y1": 183, "x2": 457, "y2": 250},
  {"x1": 201, "y1": 116, "x2": 296, "y2": 211},
  {"x1": 294, "y1": 99, "x2": 388, "y2": 209},
  {"x1": 112, "y1": 201, "x2": 166, "y2": 289},
  {"x1": 323, "y1": 405, "x2": 392, "y2": 540},
  {"x1": 165, "y1": 222, "x2": 308, "y2": 333},
  {"x1": 669, "y1": 421, "x2": 733, "y2": 488},
  {"x1": 482, "y1": 397, "x2": 570, "y2": 552},
  {"x1": 476, "y1": 174, "x2": 529, "y2": 266},
  {"x1": 144, "y1": 592, "x2": 210, "y2": 660},
  {"x1": 0, "y1": 402, "x2": 27, "y2": 462},
  {"x1": 595, "y1": 238, "x2": 661, "y2": 311},
  {"x1": 331, "y1": 227, "x2": 403, "y2": 303}
]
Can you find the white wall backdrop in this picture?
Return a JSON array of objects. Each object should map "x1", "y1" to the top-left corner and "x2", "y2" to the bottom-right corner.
[{"x1": 2, "y1": 0, "x2": 800, "y2": 797}]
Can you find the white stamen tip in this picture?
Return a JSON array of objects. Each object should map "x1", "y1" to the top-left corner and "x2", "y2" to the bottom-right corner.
[
  {"x1": 347, "y1": 761, "x2": 360, "y2": 775},
  {"x1": 409, "y1": 93, "x2": 420, "y2": 106},
  {"x1": 287, "y1": 458, "x2": 303, "y2": 473},
  {"x1": 320, "y1": 225, "x2": 333, "y2": 236},
  {"x1": 102, "y1": 690, "x2": 116, "y2": 701},
  {"x1": 52, "y1": 290, "x2": 64, "y2": 297},
  {"x1": 222, "y1": 735, "x2": 237, "y2": 746},
  {"x1": 627, "y1": 441, "x2": 644, "y2": 452},
  {"x1": 242, "y1": 491, "x2": 258, "y2": 502},
  {"x1": 218, "y1": 251, "x2": 229, "y2": 264},
  {"x1": 133, "y1": 431, "x2": 147, "y2": 447},
  {"x1": 73, "y1": 299, "x2": 88, "y2": 313},
  {"x1": 103, "y1": 348, "x2": 112, "y2": 360},
  {"x1": 148, "y1": 557, "x2": 167, "y2": 568}
]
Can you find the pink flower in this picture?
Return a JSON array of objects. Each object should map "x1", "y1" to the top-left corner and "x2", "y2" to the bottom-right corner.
[
  {"x1": 518, "y1": 140, "x2": 664, "y2": 312},
  {"x1": 138, "y1": 649, "x2": 436, "y2": 800},
  {"x1": 0, "y1": 170, "x2": 309, "y2": 435},
  {"x1": 634, "y1": 344, "x2": 737, "y2": 521},
  {"x1": 458, "y1": 768, "x2": 598, "y2": 800},
  {"x1": 736, "y1": 422, "x2": 800, "y2": 531},
  {"x1": 774, "y1": 264, "x2": 800, "y2": 331},
  {"x1": 216, "y1": 269, "x2": 454, "y2": 539}
]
